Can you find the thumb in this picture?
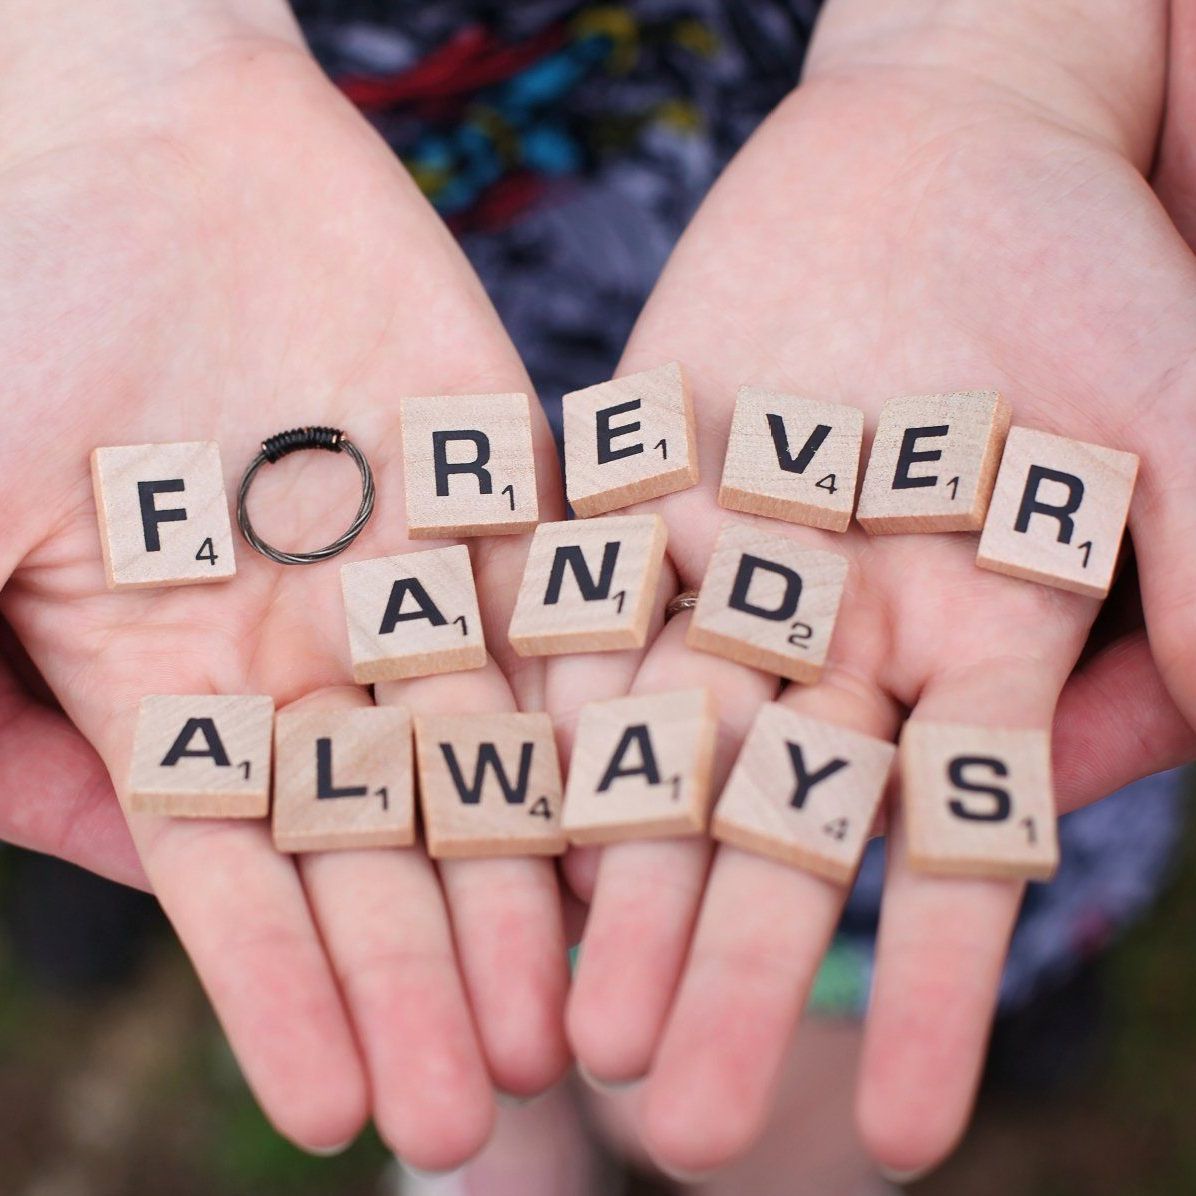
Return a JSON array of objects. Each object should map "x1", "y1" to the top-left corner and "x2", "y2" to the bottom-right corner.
[
  {"x1": 1133, "y1": 436, "x2": 1196, "y2": 746},
  {"x1": 0, "y1": 650, "x2": 146, "y2": 889}
]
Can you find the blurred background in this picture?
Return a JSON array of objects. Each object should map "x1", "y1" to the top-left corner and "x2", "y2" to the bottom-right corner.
[{"x1": 0, "y1": 773, "x2": 1193, "y2": 1196}]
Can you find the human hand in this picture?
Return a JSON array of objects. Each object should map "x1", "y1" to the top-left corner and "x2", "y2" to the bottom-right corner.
[
  {"x1": 553, "y1": 0, "x2": 1196, "y2": 1177},
  {"x1": 0, "y1": 0, "x2": 568, "y2": 1166}
]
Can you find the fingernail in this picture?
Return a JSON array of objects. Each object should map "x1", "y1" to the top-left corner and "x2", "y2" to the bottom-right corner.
[
  {"x1": 657, "y1": 1162, "x2": 716, "y2": 1185},
  {"x1": 308, "y1": 1138, "x2": 354, "y2": 1157},
  {"x1": 879, "y1": 1164, "x2": 933, "y2": 1184},
  {"x1": 495, "y1": 1089, "x2": 533, "y2": 1108},
  {"x1": 576, "y1": 1062, "x2": 641, "y2": 1095},
  {"x1": 402, "y1": 1162, "x2": 463, "y2": 1180}
]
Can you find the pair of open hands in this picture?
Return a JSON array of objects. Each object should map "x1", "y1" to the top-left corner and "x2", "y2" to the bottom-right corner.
[{"x1": 3, "y1": 0, "x2": 1196, "y2": 1179}]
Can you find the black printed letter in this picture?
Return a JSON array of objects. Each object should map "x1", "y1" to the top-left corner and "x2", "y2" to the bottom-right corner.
[
  {"x1": 596, "y1": 400, "x2": 644, "y2": 464},
  {"x1": 440, "y1": 742, "x2": 535, "y2": 805},
  {"x1": 946, "y1": 755, "x2": 1011, "y2": 822},
  {"x1": 728, "y1": 554, "x2": 802, "y2": 622},
  {"x1": 378, "y1": 578, "x2": 447, "y2": 634},
  {"x1": 433, "y1": 430, "x2": 493, "y2": 497},
  {"x1": 597, "y1": 725, "x2": 661, "y2": 791},
  {"x1": 138, "y1": 479, "x2": 187, "y2": 552},
  {"x1": 160, "y1": 717, "x2": 230, "y2": 768},
  {"x1": 316, "y1": 738, "x2": 368, "y2": 800},
  {"x1": 544, "y1": 542, "x2": 620, "y2": 605},
  {"x1": 786, "y1": 742, "x2": 849, "y2": 810},
  {"x1": 1014, "y1": 465, "x2": 1084, "y2": 544},
  {"x1": 767, "y1": 415, "x2": 830, "y2": 475},
  {"x1": 892, "y1": 426, "x2": 949, "y2": 490}
]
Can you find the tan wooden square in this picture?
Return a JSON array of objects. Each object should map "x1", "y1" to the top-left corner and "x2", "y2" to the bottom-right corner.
[
  {"x1": 901, "y1": 721, "x2": 1058, "y2": 881},
  {"x1": 856, "y1": 391, "x2": 1011, "y2": 533},
  {"x1": 686, "y1": 522, "x2": 848, "y2": 684},
  {"x1": 719, "y1": 389, "x2": 863, "y2": 532},
  {"x1": 563, "y1": 363, "x2": 699, "y2": 517},
  {"x1": 976, "y1": 426, "x2": 1138, "y2": 598},
  {"x1": 561, "y1": 688, "x2": 717, "y2": 844},
  {"x1": 508, "y1": 515, "x2": 667, "y2": 656},
  {"x1": 399, "y1": 393, "x2": 539, "y2": 537},
  {"x1": 91, "y1": 441, "x2": 236, "y2": 589},
  {"x1": 414, "y1": 713, "x2": 565, "y2": 858},
  {"x1": 272, "y1": 706, "x2": 415, "y2": 852},
  {"x1": 713, "y1": 704, "x2": 895, "y2": 884},
  {"x1": 340, "y1": 545, "x2": 486, "y2": 683},
  {"x1": 127, "y1": 694, "x2": 273, "y2": 817}
]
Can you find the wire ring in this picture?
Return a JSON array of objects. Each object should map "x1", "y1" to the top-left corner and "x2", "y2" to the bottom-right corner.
[
  {"x1": 665, "y1": 590, "x2": 699, "y2": 618},
  {"x1": 237, "y1": 427, "x2": 375, "y2": 566}
]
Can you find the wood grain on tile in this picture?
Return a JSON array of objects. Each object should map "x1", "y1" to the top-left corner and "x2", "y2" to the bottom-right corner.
[
  {"x1": 272, "y1": 706, "x2": 415, "y2": 852},
  {"x1": 415, "y1": 712, "x2": 566, "y2": 858},
  {"x1": 563, "y1": 363, "x2": 699, "y2": 517},
  {"x1": 92, "y1": 441, "x2": 236, "y2": 589},
  {"x1": 508, "y1": 514, "x2": 667, "y2": 656},
  {"x1": 561, "y1": 688, "x2": 717, "y2": 844},
  {"x1": 719, "y1": 389, "x2": 863, "y2": 532},
  {"x1": 127, "y1": 694, "x2": 273, "y2": 817},
  {"x1": 686, "y1": 522, "x2": 848, "y2": 684},
  {"x1": 340, "y1": 545, "x2": 486, "y2": 683}
]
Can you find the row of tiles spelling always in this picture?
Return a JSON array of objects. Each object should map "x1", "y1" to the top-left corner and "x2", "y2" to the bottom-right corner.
[
  {"x1": 129, "y1": 693, "x2": 1058, "y2": 886},
  {"x1": 92, "y1": 363, "x2": 1139, "y2": 605}
]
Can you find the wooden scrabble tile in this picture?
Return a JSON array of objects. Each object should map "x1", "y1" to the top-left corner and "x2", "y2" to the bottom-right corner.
[
  {"x1": 414, "y1": 713, "x2": 565, "y2": 858},
  {"x1": 686, "y1": 522, "x2": 848, "y2": 685},
  {"x1": 561, "y1": 689, "x2": 717, "y2": 844},
  {"x1": 718, "y1": 389, "x2": 863, "y2": 532},
  {"x1": 976, "y1": 426, "x2": 1138, "y2": 598},
  {"x1": 508, "y1": 515, "x2": 667, "y2": 656},
  {"x1": 856, "y1": 391, "x2": 1011, "y2": 533},
  {"x1": 900, "y1": 722, "x2": 1058, "y2": 881},
  {"x1": 399, "y1": 392, "x2": 539, "y2": 537},
  {"x1": 272, "y1": 706, "x2": 415, "y2": 853},
  {"x1": 91, "y1": 441, "x2": 237, "y2": 590},
  {"x1": 712, "y1": 704, "x2": 895, "y2": 885},
  {"x1": 340, "y1": 545, "x2": 486, "y2": 683},
  {"x1": 127, "y1": 695, "x2": 273, "y2": 817},
  {"x1": 563, "y1": 363, "x2": 699, "y2": 518}
]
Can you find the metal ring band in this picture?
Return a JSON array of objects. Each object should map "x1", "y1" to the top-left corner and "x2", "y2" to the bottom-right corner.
[
  {"x1": 665, "y1": 590, "x2": 699, "y2": 618},
  {"x1": 237, "y1": 429, "x2": 375, "y2": 566}
]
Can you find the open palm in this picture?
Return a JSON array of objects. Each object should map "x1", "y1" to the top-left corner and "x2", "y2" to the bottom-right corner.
[
  {"x1": 0, "y1": 30, "x2": 568, "y2": 1166},
  {"x1": 555, "y1": 30, "x2": 1196, "y2": 1179}
]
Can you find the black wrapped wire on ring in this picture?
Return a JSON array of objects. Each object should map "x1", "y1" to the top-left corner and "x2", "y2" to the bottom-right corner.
[{"x1": 237, "y1": 426, "x2": 375, "y2": 565}]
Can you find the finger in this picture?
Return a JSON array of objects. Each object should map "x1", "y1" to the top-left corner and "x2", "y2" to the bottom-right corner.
[
  {"x1": 639, "y1": 672, "x2": 900, "y2": 1175},
  {"x1": 125, "y1": 739, "x2": 369, "y2": 1151},
  {"x1": 0, "y1": 677, "x2": 146, "y2": 889},
  {"x1": 1053, "y1": 628, "x2": 1196, "y2": 813},
  {"x1": 377, "y1": 663, "x2": 572, "y2": 1104},
  {"x1": 1132, "y1": 444, "x2": 1196, "y2": 757},
  {"x1": 566, "y1": 612, "x2": 774, "y2": 1085},
  {"x1": 549, "y1": 554, "x2": 679, "y2": 908},
  {"x1": 857, "y1": 652, "x2": 1073, "y2": 1175},
  {"x1": 469, "y1": 374, "x2": 568, "y2": 714},
  {"x1": 288, "y1": 684, "x2": 494, "y2": 1171}
]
